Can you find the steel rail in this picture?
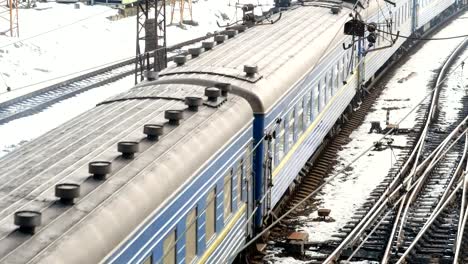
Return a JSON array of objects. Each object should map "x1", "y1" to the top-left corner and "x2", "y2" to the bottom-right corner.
[
  {"x1": 394, "y1": 37, "x2": 468, "y2": 249},
  {"x1": 454, "y1": 138, "x2": 468, "y2": 263},
  {"x1": 395, "y1": 178, "x2": 466, "y2": 263}
]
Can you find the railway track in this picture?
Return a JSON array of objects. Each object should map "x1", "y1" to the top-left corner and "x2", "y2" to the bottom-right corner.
[
  {"x1": 0, "y1": 33, "x2": 221, "y2": 126},
  {"x1": 263, "y1": 16, "x2": 468, "y2": 264}
]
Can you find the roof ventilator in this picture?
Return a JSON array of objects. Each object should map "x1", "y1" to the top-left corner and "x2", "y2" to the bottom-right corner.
[
  {"x1": 144, "y1": 71, "x2": 159, "y2": 81},
  {"x1": 14, "y1": 211, "x2": 41, "y2": 234},
  {"x1": 185, "y1": 97, "x2": 203, "y2": 111},
  {"x1": 118, "y1": 141, "x2": 139, "y2": 159},
  {"x1": 331, "y1": 5, "x2": 341, "y2": 14},
  {"x1": 202, "y1": 41, "x2": 215, "y2": 50},
  {"x1": 214, "y1": 35, "x2": 226, "y2": 44},
  {"x1": 232, "y1": 25, "x2": 247, "y2": 33},
  {"x1": 89, "y1": 161, "x2": 112, "y2": 180},
  {"x1": 214, "y1": 83, "x2": 232, "y2": 97},
  {"x1": 244, "y1": 65, "x2": 258, "y2": 77},
  {"x1": 174, "y1": 55, "x2": 187, "y2": 66},
  {"x1": 205, "y1": 87, "x2": 221, "y2": 102},
  {"x1": 165, "y1": 110, "x2": 184, "y2": 125},
  {"x1": 55, "y1": 183, "x2": 80, "y2": 205},
  {"x1": 225, "y1": 30, "x2": 238, "y2": 39},
  {"x1": 143, "y1": 124, "x2": 164, "y2": 141},
  {"x1": 189, "y1": 47, "x2": 202, "y2": 58}
]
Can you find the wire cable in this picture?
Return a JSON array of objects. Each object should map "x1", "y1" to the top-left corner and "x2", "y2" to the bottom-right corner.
[{"x1": 376, "y1": 28, "x2": 468, "y2": 40}]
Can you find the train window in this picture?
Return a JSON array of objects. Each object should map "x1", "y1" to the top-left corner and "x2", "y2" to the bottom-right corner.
[
  {"x1": 305, "y1": 90, "x2": 311, "y2": 124},
  {"x1": 163, "y1": 230, "x2": 176, "y2": 264},
  {"x1": 328, "y1": 71, "x2": 333, "y2": 99},
  {"x1": 288, "y1": 109, "x2": 295, "y2": 148},
  {"x1": 335, "y1": 65, "x2": 340, "y2": 92},
  {"x1": 237, "y1": 161, "x2": 243, "y2": 206},
  {"x1": 318, "y1": 81, "x2": 324, "y2": 112},
  {"x1": 243, "y1": 145, "x2": 252, "y2": 202},
  {"x1": 312, "y1": 85, "x2": 319, "y2": 119},
  {"x1": 223, "y1": 169, "x2": 233, "y2": 221},
  {"x1": 322, "y1": 76, "x2": 327, "y2": 105},
  {"x1": 142, "y1": 255, "x2": 152, "y2": 264},
  {"x1": 342, "y1": 56, "x2": 346, "y2": 81},
  {"x1": 269, "y1": 136, "x2": 276, "y2": 169},
  {"x1": 277, "y1": 121, "x2": 286, "y2": 160},
  {"x1": 186, "y1": 208, "x2": 197, "y2": 264},
  {"x1": 205, "y1": 188, "x2": 216, "y2": 243},
  {"x1": 297, "y1": 105, "x2": 304, "y2": 136}
]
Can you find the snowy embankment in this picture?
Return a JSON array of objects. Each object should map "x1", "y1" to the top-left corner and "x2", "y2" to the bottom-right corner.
[
  {"x1": 267, "y1": 11, "x2": 468, "y2": 263},
  {"x1": 0, "y1": 0, "x2": 273, "y2": 101},
  {"x1": 0, "y1": 0, "x2": 274, "y2": 156}
]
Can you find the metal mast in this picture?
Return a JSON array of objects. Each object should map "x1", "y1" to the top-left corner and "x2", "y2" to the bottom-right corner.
[
  {"x1": 135, "y1": 0, "x2": 167, "y2": 84},
  {"x1": 1, "y1": 0, "x2": 19, "y2": 37}
]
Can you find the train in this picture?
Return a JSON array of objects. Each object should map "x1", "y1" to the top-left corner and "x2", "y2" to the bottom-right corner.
[{"x1": 0, "y1": 0, "x2": 464, "y2": 263}]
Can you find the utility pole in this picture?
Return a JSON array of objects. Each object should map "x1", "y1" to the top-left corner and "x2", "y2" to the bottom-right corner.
[
  {"x1": 1, "y1": 0, "x2": 19, "y2": 37},
  {"x1": 135, "y1": 0, "x2": 167, "y2": 84}
]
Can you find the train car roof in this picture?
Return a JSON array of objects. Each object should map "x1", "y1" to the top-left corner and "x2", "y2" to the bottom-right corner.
[{"x1": 0, "y1": 2, "x2": 380, "y2": 262}]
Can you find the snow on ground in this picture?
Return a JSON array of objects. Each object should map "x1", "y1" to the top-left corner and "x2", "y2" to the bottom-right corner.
[
  {"x1": 0, "y1": 0, "x2": 274, "y2": 101},
  {"x1": 271, "y1": 10, "x2": 468, "y2": 263},
  {"x1": 297, "y1": 10, "x2": 468, "y2": 244},
  {"x1": 0, "y1": 75, "x2": 134, "y2": 156},
  {"x1": 0, "y1": 0, "x2": 274, "y2": 156}
]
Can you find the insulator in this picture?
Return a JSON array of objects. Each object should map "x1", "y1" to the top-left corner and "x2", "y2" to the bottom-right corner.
[
  {"x1": 244, "y1": 13, "x2": 255, "y2": 22},
  {"x1": 367, "y1": 22, "x2": 377, "y2": 32},
  {"x1": 242, "y1": 4, "x2": 255, "y2": 12},
  {"x1": 367, "y1": 32, "x2": 377, "y2": 44}
]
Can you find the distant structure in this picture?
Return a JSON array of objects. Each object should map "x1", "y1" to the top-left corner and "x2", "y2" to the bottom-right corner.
[
  {"x1": 0, "y1": 0, "x2": 19, "y2": 37},
  {"x1": 135, "y1": 0, "x2": 167, "y2": 84},
  {"x1": 170, "y1": 0, "x2": 193, "y2": 26}
]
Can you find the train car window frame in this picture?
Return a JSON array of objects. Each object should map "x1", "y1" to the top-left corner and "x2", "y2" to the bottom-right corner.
[
  {"x1": 297, "y1": 103, "x2": 304, "y2": 137},
  {"x1": 327, "y1": 71, "x2": 333, "y2": 100},
  {"x1": 243, "y1": 145, "x2": 252, "y2": 202},
  {"x1": 335, "y1": 64, "x2": 340, "y2": 93},
  {"x1": 342, "y1": 55, "x2": 346, "y2": 81},
  {"x1": 321, "y1": 76, "x2": 327, "y2": 107},
  {"x1": 223, "y1": 169, "x2": 233, "y2": 222},
  {"x1": 237, "y1": 159, "x2": 243, "y2": 206},
  {"x1": 318, "y1": 81, "x2": 324, "y2": 113},
  {"x1": 309, "y1": 86, "x2": 315, "y2": 121},
  {"x1": 268, "y1": 134, "x2": 276, "y2": 169},
  {"x1": 287, "y1": 109, "x2": 295, "y2": 150},
  {"x1": 277, "y1": 121, "x2": 286, "y2": 161},
  {"x1": 205, "y1": 188, "x2": 216, "y2": 244},
  {"x1": 186, "y1": 207, "x2": 197, "y2": 264},
  {"x1": 274, "y1": 125, "x2": 280, "y2": 166},
  {"x1": 163, "y1": 230, "x2": 176, "y2": 264},
  {"x1": 304, "y1": 89, "x2": 311, "y2": 125}
]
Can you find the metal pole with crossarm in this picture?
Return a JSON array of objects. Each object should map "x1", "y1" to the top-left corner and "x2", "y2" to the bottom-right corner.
[{"x1": 135, "y1": 0, "x2": 167, "y2": 84}]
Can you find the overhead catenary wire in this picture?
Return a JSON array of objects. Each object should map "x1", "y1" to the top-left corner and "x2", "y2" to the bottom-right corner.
[
  {"x1": 228, "y1": 51, "x2": 468, "y2": 261},
  {"x1": 376, "y1": 28, "x2": 468, "y2": 40}
]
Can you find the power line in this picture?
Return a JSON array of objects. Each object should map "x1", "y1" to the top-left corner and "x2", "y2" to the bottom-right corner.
[{"x1": 376, "y1": 28, "x2": 468, "y2": 40}]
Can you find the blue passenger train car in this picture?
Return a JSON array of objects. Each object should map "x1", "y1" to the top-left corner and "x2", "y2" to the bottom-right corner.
[{"x1": 0, "y1": 0, "x2": 463, "y2": 263}]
